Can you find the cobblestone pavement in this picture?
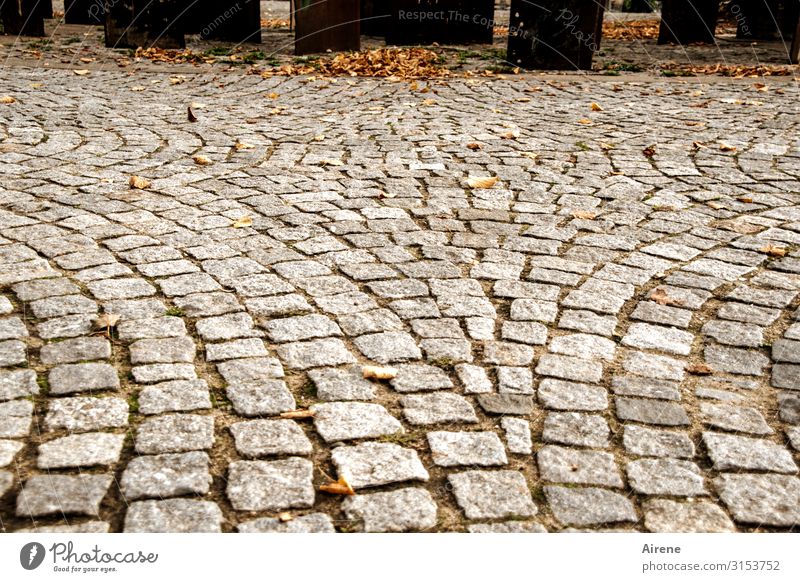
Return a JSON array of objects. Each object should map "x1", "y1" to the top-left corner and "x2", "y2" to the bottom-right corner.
[{"x1": 1, "y1": 65, "x2": 799, "y2": 533}]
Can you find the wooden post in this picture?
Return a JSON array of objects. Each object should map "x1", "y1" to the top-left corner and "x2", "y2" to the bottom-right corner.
[
  {"x1": 732, "y1": 1, "x2": 800, "y2": 40},
  {"x1": 658, "y1": 0, "x2": 718, "y2": 45},
  {"x1": 295, "y1": 0, "x2": 359, "y2": 55},
  {"x1": 507, "y1": 0, "x2": 604, "y2": 70}
]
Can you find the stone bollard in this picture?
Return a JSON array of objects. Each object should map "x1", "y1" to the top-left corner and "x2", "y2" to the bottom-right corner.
[
  {"x1": 295, "y1": 0, "x2": 359, "y2": 55},
  {"x1": 385, "y1": 0, "x2": 495, "y2": 45},
  {"x1": 658, "y1": 0, "x2": 718, "y2": 45},
  {"x1": 197, "y1": 0, "x2": 262, "y2": 43},
  {"x1": 507, "y1": 0, "x2": 605, "y2": 70},
  {"x1": 104, "y1": 0, "x2": 185, "y2": 49},
  {"x1": 65, "y1": 0, "x2": 105, "y2": 24}
]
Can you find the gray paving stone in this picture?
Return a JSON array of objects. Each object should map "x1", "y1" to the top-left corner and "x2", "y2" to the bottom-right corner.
[
  {"x1": 117, "y1": 316, "x2": 186, "y2": 340},
  {"x1": 17, "y1": 474, "x2": 112, "y2": 517},
  {"x1": 543, "y1": 412, "x2": 610, "y2": 448},
  {"x1": 174, "y1": 292, "x2": 245, "y2": 317},
  {"x1": 129, "y1": 336, "x2": 195, "y2": 364},
  {"x1": 238, "y1": 513, "x2": 335, "y2": 533},
  {"x1": 703, "y1": 432, "x2": 797, "y2": 473},
  {"x1": 497, "y1": 366, "x2": 534, "y2": 394},
  {"x1": 277, "y1": 338, "x2": 357, "y2": 369},
  {"x1": 714, "y1": 474, "x2": 800, "y2": 527},
  {"x1": 226, "y1": 380, "x2": 296, "y2": 416},
  {"x1": 705, "y1": 345, "x2": 769, "y2": 376},
  {"x1": 623, "y1": 351, "x2": 685, "y2": 381},
  {"x1": 312, "y1": 402, "x2": 403, "y2": 442},
  {"x1": 131, "y1": 363, "x2": 197, "y2": 383},
  {"x1": 611, "y1": 375, "x2": 681, "y2": 400},
  {"x1": 0, "y1": 369, "x2": 37, "y2": 402},
  {"x1": 538, "y1": 378, "x2": 608, "y2": 411},
  {"x1": 538, "y1": 446, "x2": 623, "y2": 487},
  {"x1": 390, "y1": 363, "x2": 454, "y2": 392},
  {"x1": 616, "y1": 397, "x2": 690, "y2": 426},
  {"x1": 544, "y1": 486, "x2": 637, "y2": 526},
  {"x1": 456, "y1": 363, "x2": 492, "y2": 394},
  {"x1": 230, "y1": 419, "x2": 312, "y2": 457},
  {"x1": 536, "y1": 354, "x2": 603, "y2": 383},
  {"x1": 342, "y1": 488, "x2": 437, "y2": 532},
  {"x1": 206, "y1": 338, "x2": 267, "y2": 361},
  {"x1": 0, "y1": 439, "x2": 24, "y2": 467},
  {"x1": 15, "y1": 521, "x2": 111, "y2": 533},
  {"x1": 622, "y1": 323, "x2": 694, "y2": 356},
  {"x1": 216, "y1": 357, "x2": 284, "y2": 383},
  {"x1": 501, "y1": 417, "x2": 532, "y2": 454},
  {"x1": 353, "y1": 331, "x2": 421, "y2": 363},
  {"x1": 124, "y1": 499, "x2": 222, "y2": 532},
  {"x1": 623, "y1": 425, "x2": 695, "y2": 458},
  {"x1": 332, "y1": 442, "x2": 428, "y2": 488},
  {"x1": 401, "y1": 392, "x2": 478, "y2": 425},
  {"x1": 549, "y1": 333, "x2": 616, "y2": 361},
  {"x1": 477, "y1": 393, "x2": 535, "y2": 415},
  {"x1": 308, "y1": 366, "x2": 376, "y2": 401},
  {"x1": 428, "y1": 431, "x2": 507, "y2": 467},
  {"x1": 138, "y1": 379, "x2": 211, "y2": 415},
  {"x1": 627, "y1": 459, "x2": 707, "y2": 496},
  {"x1": 449, "y1": 471, "x2": 536, "y2": 520},
  {"x1": 49, "y1": 363, "x2": 119, "y2": 394},
  {"x1": 40, "y1": 336, "x2": 111, "y2": 365},
  {"x1": 643, "y1": 499, "x2": 736, "y2": 532},
  {"x1": 263, "y1": 314, "x2": 342, "y2": 342},
  {"x1": 701, "y1": 402, "x2": 772, "y2": 435},
  {"x1": 0, "y1": 340, "x2": 26, "y2": 366},
  {"x1": 227, "y1": 458, "x2": 314, "y2": 512},
  {"x1": 135, "y1": 414, "x2": 214, "y2": 454},
  {"x1": 0, "y1": 399, "x2": 33, "y2": 437},
  {"x1": 87, "y1": 278, "x2": 156, "y2": 300},
  {"x1": 121, "y1": 452, "x2": 212, "y2": 500}
]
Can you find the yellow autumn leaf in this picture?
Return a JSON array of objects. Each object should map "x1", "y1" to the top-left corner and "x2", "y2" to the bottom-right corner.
[
  {"x1": 571, "y1": 210, "x2": 597, "y2": 220},
  {"x1": 0, "y1": 95, "x2": 16, "y2": 104},
  {"x1": 466, "y1": 176, "x2": 498, "y2": 189},
  {"x1": 759, "y1": 244, "x2": 788, "y2": 257},
  {"x1": 501, "y1": 129, "x2": 520, "y2": 139},
  {"x1": 719, "y1": 142, "x2": 737, "y2": 152},
  {"x1": 232, "y1": 215, "x2": 253, "y2": 228},
  {"x1": 234, "y1": 141, "x2": 254, "y2": 150},
  {"x1": 319, "y1": 476, "x2": 355, "y2": 496},
  {"x1": 578, "y1": 118, "x2": 592, "y2": 125},
  {"x1": 193, "y1": 155, "x2": 212, "y2": 165},
  {"x1": 128, "y1": 175, "x2": 151, "y2": 189},
  {"x1": 267, "y1": 92, "x2": 280, "y2": 99},
  {"x1": 521, "y1": 152, "x2": 538, "y2": 160},
  {"x1": 590, "y1": 102, "x2": 604, "y2": 111},
  {"x1": 362, "y1": 365, "x2": 397, "y2": 380}
]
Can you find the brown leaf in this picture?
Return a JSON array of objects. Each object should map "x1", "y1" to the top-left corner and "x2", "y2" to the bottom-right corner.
[
  {"x1": 577, "y1": 118, "x2": 592, "y2": 125},
  {"x1": 277, "y1": 512, "x2": 293, "y2": 522},
  {"x1": 521, "y1": 152, "x2": 538, "y2": 160},
  {"x1": 642, "y1": 144, "x2": 657, "y2": 158},
  {"x1": 692, "y1": 141, "x2": 706, "y2": 150},
  {"x1": 650, "y1": 287, "x2": 683, "y2": 306},
  {"x1": 737, "y1": 196, "x2": 753, "y2": 203},
  {"x1": 465, "y1": 176, "x2": 498, "y2": 189},
  {"x1": 362, "y1": 365, "x2": 397, "y2": 380},
  {"x1": 232, "y1": 215, "x2": 253, "y2": 228},
  {"x1": 719, "y1": 142, "x2": 737, "y2": 152},
  {"x1": 0, "y1": 95, "x2": 16, "y2": 104},
  {"x1": 279, "y1": 409, "x2": 315, "y2": 419},
  {"x1": 128, "y1": 175, "x2": 151, "y2": 189},
  {"x1": 590, "y1": 102, "x2": 604, "y2": 111},
  {"x1": 466, "y1": 142, "x2": 482, "y2": 150},
  {"x1": 73, "y1": 69, "x2": 90, "y2": 76},
  {"x1": 599, "y1": 142, "x2": 615, "y2": 151},
  {"x1": 319, "y1": 158, "x2": 344, "y2": 167},
  {"x1": 571, "y1": 210, "x2": 597, "y2": 220},
  {"x1": 267, "y1": 92, "x2": 279, "y2": 99},
  {"x1": 686, "y1": 363, "x2": 713, "y2": 375},
  {"x1": 501, "y1": 129, "x2": 520, "y2": 139},
  {"x1": 759, "y1": 244, "x2": 788, "y2": 257},
  {"x1": 319, "y1": 477, "x2": 355, "y2": 496},
  {"x1": 234, "y1": 141, "x2": 254, "y2": 150},
  {"x1": 187, "y1": 106, "x2": 198, "y2": 122},
  {"x1": 94, "y1": 313, "x2": 121, "y2": 329},
  {"x1": 193, "y1": 155, "x2": 211, "y2": 166}
]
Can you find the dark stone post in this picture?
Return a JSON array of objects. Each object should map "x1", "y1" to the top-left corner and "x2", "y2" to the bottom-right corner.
[
  {"x1": 507, "y1": 0, "x2": 605, "y2": 70},
  {"x1": 104, "y1": 0, "x2": 185, "y2": 49},
  {"x1": 731, "y1": 1, "x2": 800, "y2": 40},
  {"x1": 2, "y1": 0, "x2": 46, "y2": 36},
  {"x1": 295, "y1": 0, "x2": 359, "y2": 55},
  {"x1": 658, "y1": 0, "x2": 718, "y2": 44},
  {"x1": 198, "y1": 0, "x2": 261, "y2": 43},
  {"x1": 65, "y1": 0, "x2": 105, "y2": 24},
  {"x1": 386, "y1": 0, "x2": 494, "y2": 44},
  {"x1": 791, "y1": 8, "x2": 800, "y2": 63}
]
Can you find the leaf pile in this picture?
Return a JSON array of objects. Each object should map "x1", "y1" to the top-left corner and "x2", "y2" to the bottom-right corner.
[
  {"x1": 602, "y1": 19, "x2": 660, "y2": 40},
  {"x1": 660, "y1": 63, "x2": 797, "y2": 77},
  {"x1": 263, "y1": 48, "x2": 450, "y2": 79},
  {"x1": 261, "y1": 18, "x2": 290, "y2": 29},
  {"x1": 134, "y1": 47, "x2": 213, "y2": 65}
]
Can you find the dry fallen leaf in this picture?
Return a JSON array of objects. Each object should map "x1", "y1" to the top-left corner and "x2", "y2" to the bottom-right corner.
[
  {"x1": 319, "y1": 476, "x2": 355, "y2": 496},
  {"x1": 0, "y1": 95, "x2": 16, "y2": 104},
  {"x1": 599, "y1": 142, "x2": 615, "y2": 151},
  {"x1": 421, "y1": 98, "x2": 436, "y2": 106},
  {"x1": 466, "y1": 142, "x2": 482, "y2": 150},
  {"x1": 590, "y1": 102, "x2": 604, "y2": 111},
  {"x1": 187, "y1": 106, "x2": 198, "y2": 122},
  {"x1": 571, "y1": 210, "x2": 597, "y2": 220},
  {"x1": 759, "y1": 244, "x2": 788, "y2": 257},
  {"x1": 94, "y1": 313, "x2": 121, "y2": 329},
  {"x1": 267, "y1": 92, "x2": 279, "y2": 99},
  {"x1": 692, "y1": 141, "x2": 706, "y2": 150},
  {"x1": 277, "y1": 512, "x2": 293, "y2": 522},
  {"x1": 578, "y1": 118, "x2": 592, "y2": 125},
  {"x1": 128, "y1": 175, "x2": 151, "y2": 189},
  {"x1": 686, "y1": 363, "x2": 713, "y2": 375},
  {"x1": 465, "y1": 176, "x2": 498, "y2": 189},
  {"x1": 650, "y1": 287, "x2": 683, "y2": 306},
  {"x1": 753, "y1": 82, "x2": 769, "y2": 92},
  {"x1": 501, "y1": 129, "x2": 520, "y2": 139},
  {"x1": 719, "y1": 142, "x2": 737, "y2": 152},
  {"x1": 279, "y1": 409, "x2": 315, "y2": 419},
  {"x1": 193, "y1": 155, "x2": 211, "y2": 166},
  {"x1": 362, "y1": 365, "x2": 398, "y2": 380},
  {"x1": 73, "y1": 69, "x2": 90, "y2": 76},
  {"x1": 131, "y1": 86, "x2": 145, "y2": 92},
  {"x1": 737, "y1": 196, "x2": 753, "y2": 203},
  {"x1": 234, "y1": 141, "x2": 254, "y2": 150},
  {"x1": 521, "y1": 152, "x2": 539, "y2": 160},
  {"x1": 642, "y1": 144, "x2": 657, "y2": 158},
  {"x1": 232, "y1": 215, "x2": 253, "y2": 228},
  {"x1": 319, "y1": 158, "x2": 344, "y2": 166}
]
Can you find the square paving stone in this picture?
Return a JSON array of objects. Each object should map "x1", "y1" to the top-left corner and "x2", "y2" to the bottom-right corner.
[
  {"x1": 544, "y1": 486, "x2": 637, "y2": 526},
  {"x1": 477, "y1": 394, "x2": 535, "y2": 415},
  {"x1": 332, "y1": 442, "x2": 429, "y2": 489},
  {"x1": 227, "y1": 458, "x2": 315, "y2": 512},
  {"x1": 543, "y1": 413, "x2": 610, "y2": 448},
  {"x1": 37, "y1": 432, "x2": 125, "y2": 469},
  {"x1": 623, "y1": 351, "x2": 685, "y2": 381},
  {"x1": 772, "y1": 364, "x2": 800, "y2": 390},
  {"x1": 174, "y1": 292, "x2": 245, "y2": 317},
  {"x1": 704, "y1": 345, "x2": 769, "y2": 376},
  {"x1": 226, "y1": 380, "x2": 296, "y2": 416},
  {"x1": 0, "y1": 369, "x2": 39, "y2": 401},
  {"x1": 230, "y1": 419, "x2": 312, "y2": 457},
  {"x1": 206, "y1": 338, "x2": 268, "y2": 361},
  {"x1": 0, "y1": 340, "x2": 26, "y2": 366},
  {"x1": 626, "y1": 459, "x2": 707, "y2": 496},
  {"x1": 48, "y1": 363, "x2": 119, "y2": 394},
  {"x1": 537, "y1": 446, "x2": 623, "y2": 487},
  {"x1": 401, "y1": 392, "x2": 478, "y2": 425},
  {"x1": 124, "y1": 499, "x2": 222, "y2": 532},
  {"x1": 0, "y1": 317, "x2": 28, "y2": 340},
  {"x1": 643, "y1": 499, "x2": 735, "y2": 533},
  {"x1": 308, "y1": 366, "x2": 376, "y2": 401},
  {"x1": 456, "y1": 364, "x2": 492, "y2": 394},
  {"x1": 497, "y1": 366, "x2": 534, "y2": 394},
  {"x1": 501, "y1": 321, "x2": 548, "y2": 345},
  {"x1": 427, "y1": 431, "x2": 508, "y2": 467},
  {"x1": 536, "y1": 354, "x2": 603, "y2": 383},
  {"x1": 129, "y1": 337, "x2": 196, "y2": 364},
  {"x1": 702, "y1": 320, "x2": 764, "y2": 348},
  {"x1": 615, "y1": 397, "x2": 690, "y2": 426},
  {"x1": 17, "y1": 475, "x2": 112, "y2": 517},
  {"x1": 132, "y1": 363, "x2": 197, "y2": 383},
  {"x1": 611, "y1": 375, "x2": 681, "y2": 400},
  {"x1": 558, "y1": 309, "x2": 618, "y2": 336},
  {"x1": 311, "y1": 402, "x2": 403, "y2": 442},
  {"x1": 420, "y1": 338, "x2": 473, "y2": 363},
  {"x1": 622, "y1": 425, "x2": 695, "y2": 458},
  {"x1": 87, "y1": 278, "x2": 156, "y2": 300},
  {"x1": 262, "y1": 314, "x2": 342, "y2": 342},
  {"x1": 29, "y1": 295, "x2": 98, "y2": 319},
  {"x1": 622, "y1": 323, "x2": 694, "y2": 356},
  {"x1": 0, "y1": 439, "x2": 24, "y2": 467},
  {"x1": 237, "y1": 513, "x2": 335, "y2": 533},
  {"x1": 341, "y1": 488, "x2": 437, "y2": 532},
  {"x1": 537, "y1": 379, "x2": 608, "y2": 411},
  {"x1": 549, "y1": 333, "x2": 617, "y2": 361},
  {"x1": 40, "y1": 337, "x2": 111, "y2": 365},
  {"x1": 158, "y1": 273, "x2": 222, "y2": 297},
  {"x1": 135, "y1": 414, "x2": 214, "y2": 454},
  {"x1": 714, "y1": 474, "x2": 800, "y2": 527},
  {"x1": 121, "y1": 452, "x2": 211, "y2": 500},
  {"x1": 448, "y1": 470, "x2": 537, "y2": 520},
  {"x1": 0, "y1": 399, "x2": 33, "y2": 438},
  {"x1": 277, "y1": 338, "x2": 357, "y2": 370},
  {"x1": 703, "y1": 432, "x2": 797, "y2": 473},
  {"x1": 773, "y1": 339, "x2": 800, "y2": 364},
  {"x1": 37, "y1": 315, "x2": 94, "y2": 340},
  {"x1": 389, "y1": 363, "x2": 454, "y2": 393},
  {"x1": 700, "y1": 402, "x2": 772, "y2": 435},
  {"x1": 501, "y1": 417, "x2": 533, "y2": 454},
  {"x1": 353, "y1": 332, "x2": 421, "y2": 363},
  {"x1": 117, "y1": 317, "x2": 186, "y2": 340},
  {"x1": 138, "y1": 379, "x2": 211, "y2": 415},
  {"x1": 483, "y1": 341, "x2": 534, "y2": 366},
  {"x1": 216, "y1": 357, "x2": 284, "y2": 383},
  {"x1": 338, "y1": 308, "x2": 403, "y2": 336}
]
